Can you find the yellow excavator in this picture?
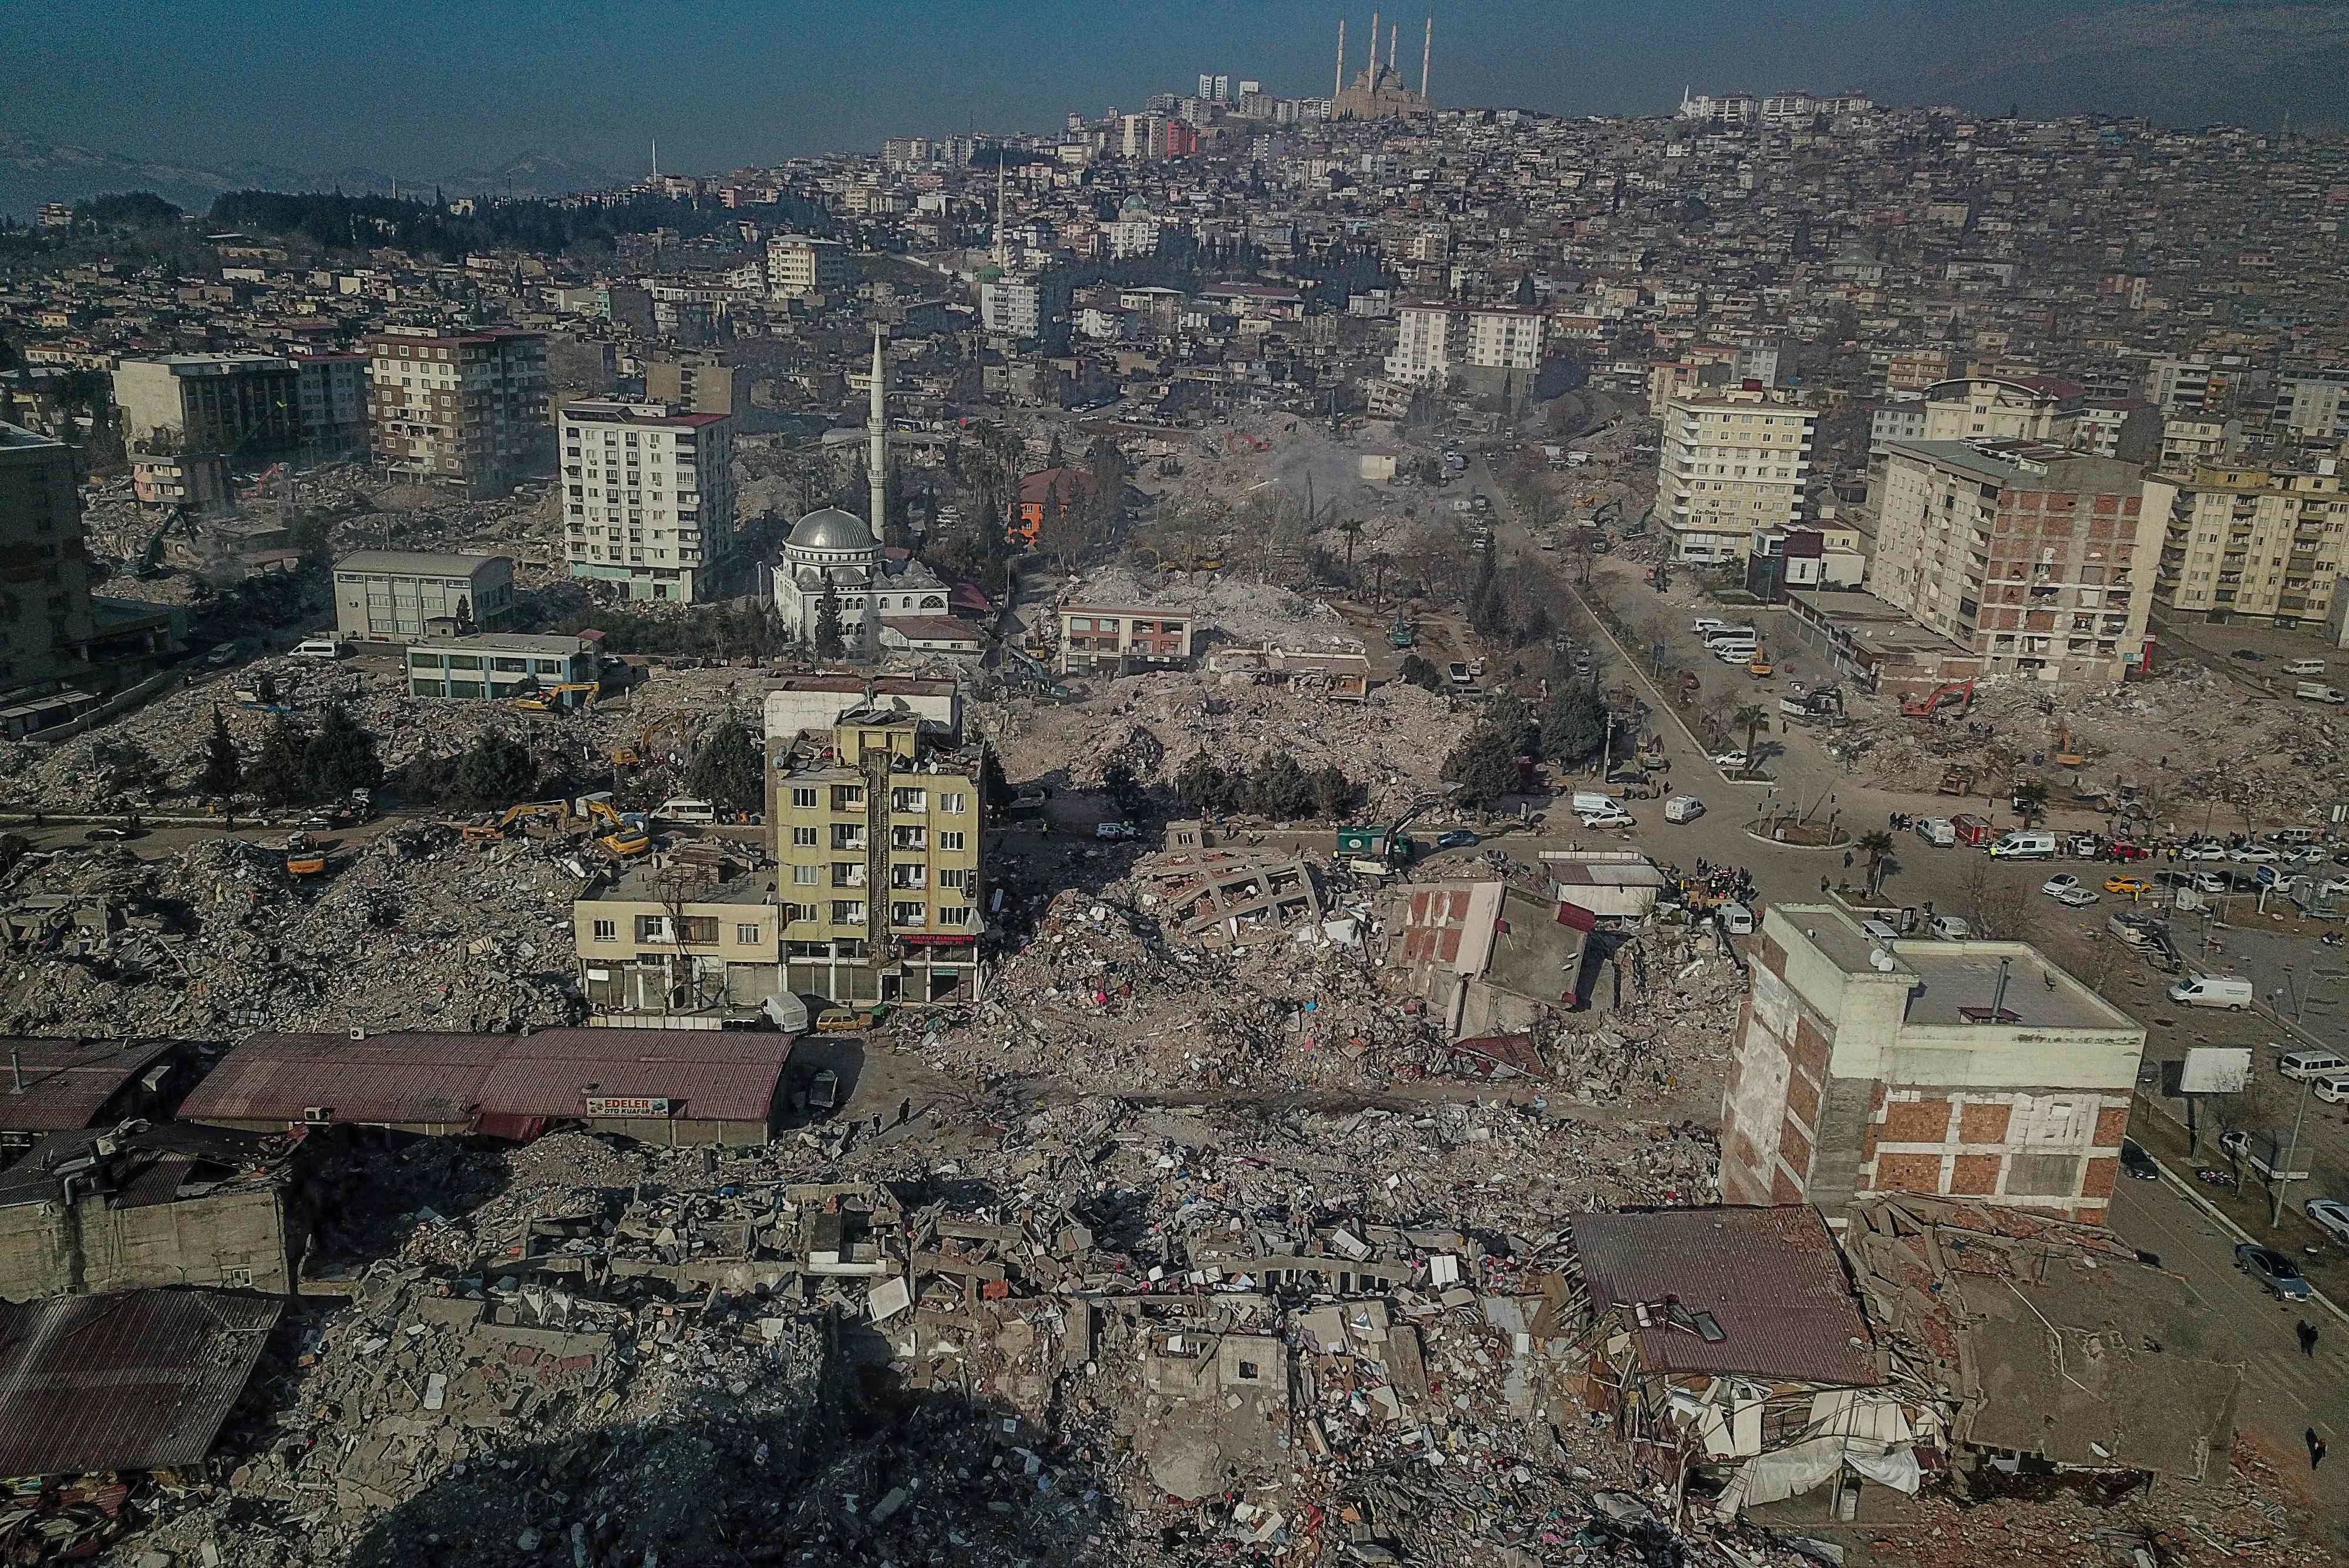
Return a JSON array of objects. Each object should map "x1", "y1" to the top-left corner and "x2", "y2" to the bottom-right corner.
[
  {"x1": 285, "y1": 832, "x2": 328, "y2": 876},
  {"x1": 580, "y1": 795, "x2": 651, "y2": 857},
  {"x1": 2053, "y1": 721, "x2": 2087, "y2": 768},
  {"x1": 514, "y1": 681, "x2": 601, "y2": 714},
  {"x1": 1746, "y1": 638, "x2": 1774, "y2": 679}
]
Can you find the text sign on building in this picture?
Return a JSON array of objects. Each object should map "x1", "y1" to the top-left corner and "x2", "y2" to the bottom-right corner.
[{"x1": 584, "y1": 1096, "x2": 673, "y2": 1118}]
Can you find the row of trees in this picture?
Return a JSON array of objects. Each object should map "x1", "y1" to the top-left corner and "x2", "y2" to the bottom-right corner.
[
  {"x1": 200, "y1": 705, "x2": 383, "y2": 806},
  {"x1": 1441, "y1": 687, "x2": 1614, "y2": 807},
  {"x1": 1169, "y1": 749, "x2": 1358, "y2": 822},
  {"x1": 204, "y1": 189, "x2": 824, "y2": 263}
]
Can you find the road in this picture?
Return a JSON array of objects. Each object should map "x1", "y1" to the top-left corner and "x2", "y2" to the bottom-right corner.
[{"x1": 2111, "y1": 1173, "x2": 2349, "y2": 1537}]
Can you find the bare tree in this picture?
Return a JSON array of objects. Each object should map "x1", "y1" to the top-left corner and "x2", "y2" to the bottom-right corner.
[{"x1": 1957, "y1": 857, "x2": 2031, "y2": 940}]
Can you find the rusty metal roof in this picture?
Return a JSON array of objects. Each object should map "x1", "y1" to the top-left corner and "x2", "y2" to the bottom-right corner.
[
  {"x1": 1573, "y1": 1206, "x2": 1881, "y2": 1388},
  {"x1": 0, "y1": 1289, "x2": 282, "y2": 1475},
  {"x1": 0, "y1": 1037, "x2": 179, "y2": 1133},
  {"x1": 179, "y1": 1029, "x2": 789, "y2": 1131},
  {"x1": 178, "y1": 1032, "x2": 509, "y2": 1126},
  {"x1": 476, "y1": 1029, "x2": 788, "y2": 1124}
]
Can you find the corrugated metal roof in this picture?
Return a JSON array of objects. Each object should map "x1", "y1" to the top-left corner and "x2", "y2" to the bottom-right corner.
[
  {"x1": 0, "y1": 1038, "x2": 179, "y2": 1133},
  {"x1": 476, "y1": 1029, "x2": 788, "y2": 1123},
  {"x1": 180, "y1": 1029, "x2": 789, "y2": 1130},
  {"x1": 0, "y1": 1290, "x2": 282, "y2": 1475},
  {"x1": 179, "y1": 1032, "x2": 509, "y2": 1126},
  {"x1": 1573, "y1": 1206, "x2": 1880, "y2": 1387}
]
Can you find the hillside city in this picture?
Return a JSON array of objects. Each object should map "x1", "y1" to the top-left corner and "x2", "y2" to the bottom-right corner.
[{"x1": 3, "y1": 39, "x2": 2349, "y2": 1568}]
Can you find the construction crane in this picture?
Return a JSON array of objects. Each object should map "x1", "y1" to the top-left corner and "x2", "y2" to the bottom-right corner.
[{"x1": 1900, "y1": 678, "x2": 1977, "y2": 719}]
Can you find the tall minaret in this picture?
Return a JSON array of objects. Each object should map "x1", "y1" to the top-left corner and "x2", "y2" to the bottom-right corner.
[
  {"x1": 992, "y1": 157, "x2": 1008, "y2": 268},
  {"x1": 1334, "y1": 19, "x2": 1345, "y2": 102},
  {"x1": 1388, "y1": 23, "x2": 1397, "y2": 83},
  {"x1": 1368, "y1": 11, "x2": 1380, "y2": 85},
  {"x1": 1421, "y1": 15, "x2": 1433, "y2": 103},
  {"x1": 864, "y1": 325, "x2": 887, "y2": 663},
  {"x1": 651, "y1": 136, "x2": 659, "y2": 181}
]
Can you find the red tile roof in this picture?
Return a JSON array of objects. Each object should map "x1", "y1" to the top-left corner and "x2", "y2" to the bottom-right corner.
[
  {"x1": 1573, "y1": 1206, "x2": 1881, "y2": 1387},
  {"x1": 0, "y1": 1038, "x2": 180, "y2": 1133}
]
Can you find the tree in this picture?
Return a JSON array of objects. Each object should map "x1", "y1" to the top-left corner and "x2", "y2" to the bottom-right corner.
[
  {"x1": 299, "y1": 703, "x2": 382, "y2": 800},
  {"x1": 93, "y1": 739, "x2": 164, "y2": 799},
  {"x1": 248, "y1": 715, "x2": 309, "y2": 805},
  {"x1": 1399, "y1": 654, "x2": 1441, "y2": 692},
  {"x1": 455, "y1": 729, "x2": 537, "y2": 807},
  {"x1": 200, "y1": 708, "x2": 242, "y2": 798},
  {"x1": 1308, "y1": 764, "x2": 1355, "y2": 819},
  {"x1": 1441, "y1": 722, "x2": 1522, "y2": 808},
  {"x1": 1173, "y1": 751, "x2": 1241, "y2": 815},
  {"x1": 813, "y1": 581, "x2": 846, "y2": 659},
  {"x1": 685, "y1": 719, "x2": 763, "y2": 815},
  {"x1": 1543, "y1": 685, "x2": 1609, "y2": 766},
  {"x1": 1101, "y1": 760, "x2": 1145, "y2": 819},
  {"x1": 1248, "y1": 749, "x2": 1314, "y2": 820},
  {"x1": 1856, "y1": 830, "x2": 1896, "y2": 895},
  {"x1": 1732, "y1": 702, "x2": 1768, "y2": 766},
  {"x1": 1046, "y1": 429, "x2": 1065, "y2": 468}
]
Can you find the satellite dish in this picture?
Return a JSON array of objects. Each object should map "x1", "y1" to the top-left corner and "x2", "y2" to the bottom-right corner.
[{"x1": 1868, "y1": 947, "x2": 1896, "y2": 971}]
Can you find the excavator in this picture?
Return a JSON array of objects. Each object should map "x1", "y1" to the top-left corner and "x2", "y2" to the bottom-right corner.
[
  {"x1": 1746, "y1": 637, "x2": 1774, "y2": 679},
  {"x1": 285, "y1": 832, "x2": 328, "y2": 877},
  {"x1": 2052, "y1": 721, "x2": 2087, "y2": 768},
  {"x1": 514, "y1": 681, "x2": 601, "y2": 714},
  {"x1": 1900, "y1": 678, "x2": 1976, "y2": 719}
]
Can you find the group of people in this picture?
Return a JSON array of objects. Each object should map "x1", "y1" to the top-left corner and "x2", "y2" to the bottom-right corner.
[{"x1": 1668, "y1": 856, "x2": 1755, "y2": 908}]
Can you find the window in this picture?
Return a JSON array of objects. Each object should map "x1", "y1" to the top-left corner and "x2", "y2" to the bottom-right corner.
[
  {"x1": 634, "y1": 914, "x2": 667, "y2": 943},
  {"x1": 939, "y1": 830, "x2": 965, "y2": 852},
  {"x1": 940, "y1": 792, "x2": 965, "y2": 815},
  {"x1": 592, "y1": 919, "x2": 617, "y2": 942},
  {"x1": 938, "y1": 868, "x2": 968, "y2": 890},
  {"x1": 936, "y1": 904, "x2": 971, "y2": 927},
  {"x1": 736, "y1": 923, "x2": 763, "y2": 945},
  {"x1": 793, "y1": 863, "x2": 820, "y2": 884},
  {"x1": 792, "y1": 826, "x2": 817, "y2": 848},
  {"x1": 832, "y1": 900, "x2": 866, "y2": 926},
  {"x1": 891, "y1": 788, "x2": 927, "y2": 812},
  {"x1": 892, "y1": 900, "x2": 926, "y2": 928}
]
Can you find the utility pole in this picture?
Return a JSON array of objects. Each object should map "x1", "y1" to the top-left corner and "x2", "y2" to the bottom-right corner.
[{"x1": 2273, "y1": 1071, "x2": 2313, "y2": 1228}]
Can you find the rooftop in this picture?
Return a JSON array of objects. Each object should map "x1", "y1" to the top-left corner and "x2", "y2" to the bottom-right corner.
[
  {"x1": 1882, "y1": 438, "x2": 2148, "y2": 493},
  {"x1": 1771, "y1": 905, "x2": 2135, "y2": 1032},
  {"x1": 597, "y1": 866, "x2": 778, "y2": 906},
  {"x1": 560, "y1": 400, "x2": 728, "y2": 430},
  {"x1": 335, "y1": 549, "x2": 510, "y2": 577},
  {"x1": 1573, "y1": 1206, "x2": 1880, "y2": 1387},
  {"x1": 0, "y1": 1037, "x2": 180, "y2": 1133},
  {"x1": 0, "y1": 420, "x2": 65, "y2": 453},
  {"x1": 409, "y1": 632, "x2": 592, "y2": 657}
]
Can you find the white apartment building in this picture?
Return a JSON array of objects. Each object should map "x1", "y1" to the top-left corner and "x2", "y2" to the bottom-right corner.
[
  {"x1": 1119, "y1": 114, "x2": 1165, "y2": 160},
  {"x1": 1918, "y1": 375, "x2": 2081, "y2": 444},
  {"x1": 980, "y1": 275, "x2": 1067, "y2": 342},
  {"x1": 1382, "y1": 302, "x2": 1546, "y2": 385},
  {"x1": 1657, "y1": 387, "x2": 1818, "y2": 564},
  {"x1": 2146, "y1": 356, "x2": 2215, "y2": 413},
  {"x1": 560, "y1": 401, "x2": 739, "y2": 604},
  {"x1": 765, "y1": 235, "x2": 852, "y2": 300},
  {"x1": 1103, "y1": 217, "x2": 1160, "y2": 260},
  {"x1": 2273, "y1": 372, "x2": 2349, "y2": 442}
]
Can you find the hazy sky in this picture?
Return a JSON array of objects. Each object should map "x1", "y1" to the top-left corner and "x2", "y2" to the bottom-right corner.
[{"x1": 0, "y1": 0, "x2": 2330, "y2": 174}]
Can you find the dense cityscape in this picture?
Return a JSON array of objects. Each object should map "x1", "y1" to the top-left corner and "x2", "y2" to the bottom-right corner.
[{"x1": 2, "y1": 14, "x2": 2348, "y2": 1567}]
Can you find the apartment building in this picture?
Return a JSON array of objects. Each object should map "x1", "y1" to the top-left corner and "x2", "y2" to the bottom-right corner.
[
  {"x1": 2148, "y1": 457, "x2": 2348, "y2": 627},
  {"x1": 643, "y1": 353, "x2": 748, "y2": 418},
  {"x1": 332, "y1": 549, "x2": 516, "y2": 644},
  {"x1": 294, "y1": 353, "x2": 368, "y2": 459},
  {"x1": 559, "y1": 401, "x2": 738, "y2": 603},
  {"x1": 2071, "y1": 398, "x2": 2160, "y2": 463},
  {"x1": 1882, "y1": 347, "x2": 1956, "y2": 396},
  {"x1": 1382, "y1": 302, "x2": 1546, "y2": 386},
  {"x1": 2146, "y1": 356, "x2": 2219, "y2": 414},
  {"x1": 1873, "y1": 439, "x2": 2156, "y2": 684},
  {"x1": 1917, "y1": 375, "x2": 2081, "y2": 443},
  {"x1": 765, "y1": 234, "x2": 853, "y2": 300},
  {"x1": 1056, "y1": 604, "x2": 1196, "y2": 673},
  {"x1": 0, "y1": 423, "x2": 97, "y2": 693},
  {"x1": 2272, "y1": 371, "x2": 2349, "y2": 442},
  {"x1": 2159, "y1": 417, "x2": 2242, "y2": 471},
  {"x1": 403, "y1": 632, "x2": 596, "y2": 701},
  {"x1": 130, "y1": 452, "x2": 233, "y2": 510},
  {"x1": 112, "y1": 354, "x2": 298, "y2": 454},
  {"x1": 1721, "y1": 906, "x2": 2145, "y2": 1227},
  {"x1": 980, "y1": 274, "x2": 1070, "y2": 344},
  {"x1": 574, "y1": 864, "x2": 784, "y2": 1025},
  {"x1": 1655, "y1": 385, "x2": 1818, "y2": 564},
  {"x1": 768, "y1": 708, "x2": 984, "y2": 1005},
  {"x1": 362, "y1": 326, "x2": 548, "y2": 499}
]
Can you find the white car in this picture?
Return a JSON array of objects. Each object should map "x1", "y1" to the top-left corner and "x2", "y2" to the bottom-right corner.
[
  {"x1": 2041, "y1": 874, "x2": 2082, "y2": 897},
  {"x1": 1579, "y1": 810, "x2": 1635, "y2": 831},
  {"x1": 1093, "y1": 821, "x2": 1138, "y2": 841},
  {"x1": 1712, "y1": 751, "x2": 1751, "y2": 771},
  {"x1": 2228, "y1": 844, "x2": 2280, "y2": 864},
  {"x1": 2308, "y1": 1199, "x2": 2349, "y2": 1246},
  {"x1": 2051, "y1": 887, "x2": 2099, "y2": 907},
  {"x1": 2321, "y1": 876, "x2": 2349, "y2": 900},
  {"x1": 2178, "y1": 842, "x2": 2229, "y2": 862}
]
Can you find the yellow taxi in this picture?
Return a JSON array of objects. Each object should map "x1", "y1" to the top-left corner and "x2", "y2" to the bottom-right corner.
[{"x1": 2103, "y1": 874, "x2": 2151, "y2": 899}]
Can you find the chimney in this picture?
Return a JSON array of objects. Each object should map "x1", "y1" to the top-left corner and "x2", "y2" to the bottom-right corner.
[
  {"x1": 1990, "y1": 955, "x2": 2012, "y2": 1019},
  {"x1": 8, "y1": 1047, "x2": 19, "y2": 1093}
]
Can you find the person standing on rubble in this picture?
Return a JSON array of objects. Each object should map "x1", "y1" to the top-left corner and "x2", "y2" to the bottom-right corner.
[
  {"x1": 2300, "y1": 1319, "x2": 2320, "y2": 1357},
  {"x1": 2310, "y1": 1428, "x2": 2328, "y2": 1471}
]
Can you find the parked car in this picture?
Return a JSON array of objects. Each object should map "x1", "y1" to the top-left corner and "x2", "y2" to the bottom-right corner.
[
  {"x1": 1711, "y1": 751, "x2": 1751, "y2": 770},
  {"x1": 2232, "y1": 648, "x2": 2267, "y2": 662},
  {"x1": 2306, "y1": 1198, "x2": 2349, "y2": 1246},
  {"x1": 2041, "y1": 874, "x2": 2084, "y2": 897},
  {"x1": 83, "y1": 826, "x2": 144, "y2": 842},
  {"x1": 2104, "y1": 875, "x2": 2151, "y2": 899},
  {"x1": 2119, "y1": 1139, "x2": 2160, "y2": 1181},
  {"x1": 813, "y1": 1008, "x2": 861, "y2": 1034},
  {"x1": 2228, "y1": 844, "x2": 2280, "y2": 864},
  {"x1": 2051, "y1": 887, "x2": 2099, "y2": 907},
  {"x1": 204, "y1": 642, "x2": 244, "y2": 668},
  {"x1": 2235, "y1": 1242, "x2": 2313, "y2": 1300},
  {"x1": 2106, "y1": 841, "x2": 2153, "y2": 862},
  {"x1": 807, "y1": 1068, "x2": 841, "y2": 1112},
  {"x1": 1093, "y1": 821, "x2": 1138, "y2": 841},
  {"x1": 2178, "y1": 842, "x2": 2229, "y2": 862},
  {"x1": 1434, "y1": 829, "x2": 1480, "y2": 850}
]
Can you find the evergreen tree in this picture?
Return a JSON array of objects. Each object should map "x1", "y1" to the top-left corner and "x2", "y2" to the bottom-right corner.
[
  {"x1": 455, "y1": 729, "x2": 538, "y2": 807},
  {"x1": 1440, "y1": 723, "x2": 1522, "y2": 807},
  {"x1": 1247, "y1": 748, "x2": 1314, "y2": 820},
  {"x1": 1308, "y1": 765, "x2": 1355, "y2": 819},
  {"x1": 298, "y1": 703, "x2": 383, "y2": 800},
  {"x1": 685, "y1": 720, "x2": 764, "y2": 815},
  {"x1": 1398, "y1": 654, "x2": 1442, "y2": 691},
  {"x1": 200, "y1": 708, "x2": 242, "y2": 798},
  {"x1": 1542, "y1": 686, "x2": 1609, "y2": 766},
  {"x1": 814, "y1": 581, "x2": 846, "y2": 659},
  {"x1": 248, "y1": 715, "x2": 309, "y2": 805},
  {"x1": 1173, "y1": 751, "x2": 1239, "y2": 815},
  {"x1": 1100, "y1": 761, "x2": 1145, "y2": 819}
]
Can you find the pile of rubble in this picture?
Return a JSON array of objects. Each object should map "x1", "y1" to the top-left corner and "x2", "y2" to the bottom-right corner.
[
  {"x1": 1065, "y1": 566, "x2": 1362, "y2": 652},
  {"x1": 0, "y1": 823, "x2": 586, "y2": 1038}
]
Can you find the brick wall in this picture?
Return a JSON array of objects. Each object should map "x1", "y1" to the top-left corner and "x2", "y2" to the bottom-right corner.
[{"x1": 1854, "y1": 1086, "x2": 2129, "y2": 1223}]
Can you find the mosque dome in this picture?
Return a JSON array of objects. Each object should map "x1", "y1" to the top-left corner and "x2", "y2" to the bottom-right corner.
[{"x1": 788, "y1": 507, "x2": 877, "y2": 553}]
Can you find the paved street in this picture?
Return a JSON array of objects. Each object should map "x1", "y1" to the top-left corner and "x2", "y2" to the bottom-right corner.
[{"x1": 2110, "y1": 1173, "x2": 2349, "y2": 1540}]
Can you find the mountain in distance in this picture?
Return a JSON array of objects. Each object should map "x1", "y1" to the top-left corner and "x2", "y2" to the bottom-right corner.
[{"x1": 0, "y1": 132, "x2": 618, "y2": 221}]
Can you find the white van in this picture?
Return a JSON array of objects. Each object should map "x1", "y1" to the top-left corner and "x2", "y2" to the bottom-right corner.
[
  {"x1": 2280, "y1": 1049, "x2": 2348, "y2": 1082},
  {"x1": 2285, "y1": 658, "x2": 2328, "y2": 678},
  {"x1": 1701, "y1": 625, "x2": 1757, "y2": 647},
  {"x1": 1927, "y1": 915, "x2": 1971, "y2": 940},
  {"x1": 1569, "y1": 790, "x2": 1618, "y2": 816},
  {"x1": 1717, "y1": 902, "x2": 1755, "y2": 935},
  {"x1": 2166, "y1": 971, "x2": 2253, "y2": 1010},
  {"x1": 2314, "y1": 1072, "x2": 2349, "y2": 1105},
  {"x1": 291, "y1": 637, "x2": 346, "y2": 660},
  {"x1": 2295, "y1": 681, "x2": 2348, "y2": 705},
  {"x1": 1915, "y1": 817, "x2": 1956, "y2": 847},
  {"x1": 653, "y1": 797, "x2": 718, "y2": 825},
  {"x1": 1691, "y1": 618, "x2": 1727, "y2": 635},
  {"x1": 1711, "y1": 641, "x2": 1758, "y2": 664},
  {"x1": 1988, "y1": 830, "x2": 2057, "y2": 859},
  {"x1": 1664, "y1": 795, "x2": 1706, "y2": 824}
]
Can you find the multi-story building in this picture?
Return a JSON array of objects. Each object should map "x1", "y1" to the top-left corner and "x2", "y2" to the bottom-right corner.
[
  {"x1": 2071, "y1": 397, "x2": 2160, "y2": 463},
  {"x1": 643, "y1": 353, "x2": 748, "y2": 419},
  {"x1": 1056, "y1": 604, "x2": 1196, "y2": 673},
  {"x1": 2146, "y1": 356, "x2": 2216, "y2": 414},
  {"x1": 362, "y1": 326, "x2": 547, "y2": 499},
  {"x1": 1918, "y1": 375, "x2": 2081, "y2": 444},
  {"x1": 1721, "y1": 905, "x2": 2146, "y2": 1227},
  {"x1": 767, "y1": 706, "x2": 985, "y2": 1005},
  {"x1": 2271, "y1": 371, "x2": 2349, "y2": 443},
  {"x1": 1655, "y1": 385, "x2": 1818, "y2": 564},
  {"x1": 980, "y1": 274, "x2": 1070, "y2": 344},
  {"x1": 765, "y1": 234, "x2": 853, "y2": 300},
  {"x1": 332, "y1": 549, "x2": 516, "y2": 644},
  {"x1": 2148, "y1": 457, "x2": 2348, "y2": 627},
  {"x1": 558, "y1": 401, "x2": 738, "y2": 603},
  {"x1": 574, "y1": 863, "x2": 785, "y2": 1025},
  {"x1": 1383, "y1": 302, "x2": 1546, "y2": 386},
  {"x1": 1873, "y1": 439, "x2": 2156, "y2": 684},
  {"x1": 403, "y1": 632, "x2": 596, "y2": 701},
  {"x1": 1882, "y1": 348, "x2": 1956, "y2": 396},
  {"x1": 294, "y1": 353, "x2": 369, "y2": 459},
  {"x1": 0, "y1": 422, "x2": 97, "y2": 694},
  {"x1": 2159, "y1": 417, "x2": 2242, "y2": 472},
  {"x1": 130, "y1": 452, "x2": 233, "y2": 510},
  {"x1": 112, "y1": 354, "x2": 298, "y2": 455}
]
